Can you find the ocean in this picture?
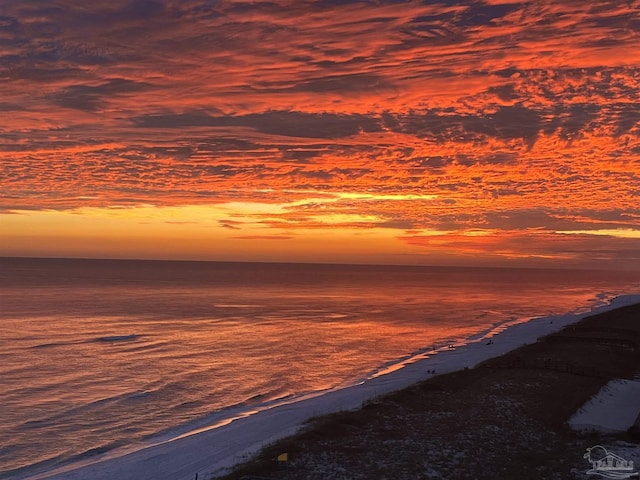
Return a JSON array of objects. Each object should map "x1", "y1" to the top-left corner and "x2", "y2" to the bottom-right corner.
[{"x1": 1, "y1": 257, "x2": 639, "y2": 479}]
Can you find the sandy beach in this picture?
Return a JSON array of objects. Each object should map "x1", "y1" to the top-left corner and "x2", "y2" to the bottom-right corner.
[
  {"x1": 25, "y1": 295, "x2": 640, "y2": 480},
  {"x1": 220, "y1": 298, "x2": 640, "y2": 480}
]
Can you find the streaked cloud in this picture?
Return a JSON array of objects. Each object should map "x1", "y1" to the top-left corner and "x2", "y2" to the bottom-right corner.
[{"x1": 1, "y1": 0, "x2": 639, "y2": 267}]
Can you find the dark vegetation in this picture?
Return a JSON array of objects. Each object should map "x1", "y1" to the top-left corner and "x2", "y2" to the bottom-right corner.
[{"x1": 217, "y1": 304, "x2": 640, "y2": 480}]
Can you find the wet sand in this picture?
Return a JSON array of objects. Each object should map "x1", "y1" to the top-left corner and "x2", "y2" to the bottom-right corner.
[{"x1": 220, "y1": 302, "x2": 640, "y2": 480}]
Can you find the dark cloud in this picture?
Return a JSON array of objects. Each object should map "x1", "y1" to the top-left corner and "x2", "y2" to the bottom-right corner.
[
  {"x1": 219, "y1": 220, "x2": 242, "y2": 230},
  {"x1": 482, "y1": 152, "x2": 518, "y2": 165},
  {"x1": 393, "y1": 105, "x2": 541, "y2": 145},
  {"x1": 486, "y1": 84, "x2": 519, "y2": 102},
  {"x1": 559, "y1": 104, "x2": 600, "y2": 138},
  {"x1": 614, "y1": 105, "x2": 640, "y2": 136},
  {"x1": 413, "y1": 156, "x2": 453, "y2": 169},
  {"x1": 289, "y1": 169, "x2": 334, "y2": 181},
  {"x1": 487, "y1": 104, "x2": 541, "y2": 144},
  {"x1": 0, "y1": 102, "x2": 25, "y2": 112},
  {"x1": 121, "y1": 0, "x2": 166, "y2": 20},
  {"x1": 376, "y1": 219, "x2": 416, "y2": 229},
  {"x1": 52, "y1": 78, "x2": 153, "y2": 111},
  {"x1": 279, "y1": 148, "x2": 326, "y2": 162},
  {"x1": 483, "y1": 208, "x2": 640, "y2": 231},
  {"x1": 1, "y1": 0, "x2": 639, "y2": 267},
  {"x1": 457, "y1": 3, "x2": 521, "y2": 27},
  {"x1": 265, "y1": 73, "x2": 392, "y2": 94},
  {"x1": 494, "y1": 67, "x2": 519, "y2": 78},
  {"x1": 404, "y1": 14, "x2": 457, "y2": 42},
  {"x1": 132, "y1": 110, "x2": 383, "y2": 139}
]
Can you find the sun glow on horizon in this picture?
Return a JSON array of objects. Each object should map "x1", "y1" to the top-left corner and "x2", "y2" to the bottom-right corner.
[{"x1": 0, "y1": 0, "x2": 639, "y2": 268}]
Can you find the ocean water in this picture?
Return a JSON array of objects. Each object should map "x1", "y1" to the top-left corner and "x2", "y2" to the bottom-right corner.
[{"x1": 1, "y1": 258, "x2": 639, "y2": 479}]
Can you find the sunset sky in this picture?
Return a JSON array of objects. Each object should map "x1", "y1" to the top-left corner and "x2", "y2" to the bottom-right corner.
[{"x1": 1, "y1": 0, "x2": 639, "y2": 268}]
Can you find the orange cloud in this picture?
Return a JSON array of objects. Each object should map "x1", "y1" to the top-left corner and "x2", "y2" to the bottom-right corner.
[{"x1": 1, "y1": 0, "x2": 639, "y2": 267}]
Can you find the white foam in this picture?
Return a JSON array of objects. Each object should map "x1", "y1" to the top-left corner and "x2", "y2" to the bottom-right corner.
[{"x1": 25, "y1": 295, "x2": 640, "y2": 480}]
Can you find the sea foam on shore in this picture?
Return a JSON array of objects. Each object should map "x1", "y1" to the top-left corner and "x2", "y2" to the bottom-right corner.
[{"x1": 27, "y1": 295, "x2": 640, "y2": 480}]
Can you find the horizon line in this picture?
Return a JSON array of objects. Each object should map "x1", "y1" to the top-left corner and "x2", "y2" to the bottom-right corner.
[{"x1": 0, "y1": 254, "x2": 626, "y2": 272}]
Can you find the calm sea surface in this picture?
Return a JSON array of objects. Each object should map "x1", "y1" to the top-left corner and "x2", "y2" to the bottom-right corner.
[{"x1": 1, "y1": 258, "x2": 639, "y2": 478}]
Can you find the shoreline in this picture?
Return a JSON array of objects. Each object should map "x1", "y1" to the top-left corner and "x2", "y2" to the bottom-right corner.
[
  {"x1": 222, "y1": 297, "x2": 640, "y2": 480},
  {"x1": 21, "y1": 294, "x2": 640, "y2": 480}
]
